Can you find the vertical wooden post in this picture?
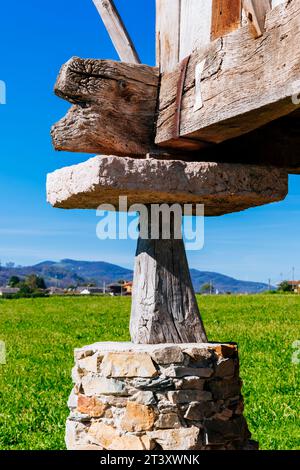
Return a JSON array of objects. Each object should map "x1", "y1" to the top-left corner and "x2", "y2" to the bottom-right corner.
[
  {"x1": 211, "y1": 0, "x2": 242, "y2": 40},
  {"x1": 130, "y1": 208, "x2": 207, "y2": 344}
]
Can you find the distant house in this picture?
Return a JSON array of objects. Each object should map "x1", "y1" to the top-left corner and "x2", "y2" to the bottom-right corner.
[
  {"x1": 107, "y1": 283, "x2": 123, "y2": 296},
  {"x1": 0, "y1": 287, "x2": 20, "y2": 296},
  {"x1": 77, "y1": 287, "x2": 104, "y2": 295},
  {"x1": 287, "y1": 281, "x2": 300, "y2": 293},
  {"x1": 47, "y1": 287, "x2": 66, "y2": 296},
  {"x1": 123, "y1": 281, "x2": 133, "y2": 295}
]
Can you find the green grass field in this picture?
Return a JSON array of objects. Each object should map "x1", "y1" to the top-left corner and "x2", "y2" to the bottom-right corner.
[{"x1": 0, "y1": 295, "x2": 299, "y2": 450}]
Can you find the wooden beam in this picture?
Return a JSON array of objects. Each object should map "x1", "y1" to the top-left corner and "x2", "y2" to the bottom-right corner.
[
  {"x1": 156, "y1": 0, "x2": 180, "y2": 72},
  {"x1": 92, "y1": 0, "x2": 141, "y2": 64},
  {"x1": 242, "y1": 0, "x2": 271, "y2": 38},
  {"x1": 179, "y1": 0, "x2": 213, "y2": 61},
  {"x1": 155, "y1": 0, "x2": 300, "y2": 150},
  {"x1": 51, "y1": 57, "x2": 159, "y2": 157},
  {"x1": 211, "y1": 0, "x2": 242, "y2": 40}
]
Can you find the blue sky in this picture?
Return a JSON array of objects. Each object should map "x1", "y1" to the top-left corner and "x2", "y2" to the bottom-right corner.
[{"x1": 0, "y1": 0, "x2": 299, "y2": 284}]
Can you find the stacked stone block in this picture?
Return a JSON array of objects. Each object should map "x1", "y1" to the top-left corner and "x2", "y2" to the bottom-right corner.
[{"x1": 66, "y1": 342, "x2": 257, "y2": 450}]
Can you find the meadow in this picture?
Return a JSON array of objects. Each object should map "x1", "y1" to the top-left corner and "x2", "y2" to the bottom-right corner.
[{"x1": 0, "y1": 294, "x2": 299, "y2": 450}]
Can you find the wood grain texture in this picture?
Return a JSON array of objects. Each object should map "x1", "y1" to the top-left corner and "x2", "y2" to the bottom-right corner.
[
  {"x1": 92, "y1": 0, "x2": 140, "y2": 64},
  {"x1": 130, "y1": 211, "x2": 207, "y2": 344},
  {"x1": 242, "y1": 0, "x2": 271, "y2": 38},
  {"x1": 211, "y1": 0, "x2": 242, "y2": 40},
  {"x1": 179, "y1": 0, "x2": 213, "y2": 61},
  {"x1": 156, "y1": 0, "x2": 300, "y2": 150},
  {"x1": 51, "y1": 57, "x2": 159, "y2": 157},
  {"x1": 156, "y1": 0, "x2": 180, "y2": 72}
]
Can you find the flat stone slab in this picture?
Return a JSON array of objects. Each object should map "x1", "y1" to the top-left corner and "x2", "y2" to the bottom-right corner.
[{"x1": 47, "y1": 155, "x2": 288, "y2": 216}]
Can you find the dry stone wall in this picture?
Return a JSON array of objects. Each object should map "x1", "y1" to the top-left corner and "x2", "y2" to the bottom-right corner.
[{"x1": 66, "y1": 342, "x2": 258, "y2": 451}]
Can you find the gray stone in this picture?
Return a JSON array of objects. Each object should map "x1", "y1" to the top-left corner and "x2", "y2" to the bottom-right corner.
[
  {"x1": 184, "y1": 401, "x2": 217, "y2": 421},
  {"x1": 81, "y1": 376, "x2": 125, "y2": 396},
  {"x1": 68, "y1": 411, "x2": 91, "y2": 423},
  {"x1": 129, "y1": 391, "x2": 156, "y2": 406},
  {"x1": 155, "y1": 413, "x2": 182, "y2": 429},
  {"x1": 174, "y1": 376, "x2": 205, "y2": 390},
  {"x1": 148, "y1": 426, "x2": 201, "y2": 450},
  {"x1": 163, "y1": 365, "x2": 213, "y2": 378},
  {"x1": 65, "y1": 419, "x2": 89, "y2": 450},
  {"x1": 47, "y1": 156, "x2": 288, "y2": 216},
  {"x1": 151, "y1": 346, "x2": 185, "y2": 365},
  {"x1": 67, "y1": 389, "x2": 78, "y2": 410},
  {"x1": 168, "y1": 390, "x2": 212, "y2": 404},
  {"x1": 131, "y1": 376, "x2": 174, "y2": 391},
  {"x1": 78, "y1": 353, "x2": 101, "y2": 373}
]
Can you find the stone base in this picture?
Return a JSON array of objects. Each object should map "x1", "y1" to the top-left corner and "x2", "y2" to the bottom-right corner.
[{"x1": 66, "y1": 342, "x2": 258, "y2": 451}]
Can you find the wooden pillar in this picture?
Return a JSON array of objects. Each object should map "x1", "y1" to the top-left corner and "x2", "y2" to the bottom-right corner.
[{"x1": 130, "y1": 207, "x2": 207, "y2": 344}]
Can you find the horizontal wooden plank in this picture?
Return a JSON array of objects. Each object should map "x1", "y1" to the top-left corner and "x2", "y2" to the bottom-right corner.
[
  {"x1": 155, "y1": 0, "x2": 300, "y2": 151},
  {"x1": 51, "y1": 58, "x2": 159, "y2": 157},
  {"x1": 93, "y1": 0, "x2": 140, "y2": 64}
]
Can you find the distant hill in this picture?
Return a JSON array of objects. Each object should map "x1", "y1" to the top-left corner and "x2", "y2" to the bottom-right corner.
[{"x1": 0, "y1": 259, "x2": 271, "y2": 293}]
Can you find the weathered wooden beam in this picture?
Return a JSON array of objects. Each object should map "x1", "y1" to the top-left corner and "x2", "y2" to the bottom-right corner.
[
  {"x1": 156, "y1": 0, "x2": 214, "y2": 73},
  {"x1": 155, "y1": 0, "x2": 300, "y2": 149},
  {"x1": 242, "y1": 0, "x2": 271, "y2": 38},
  {"x1": 180, "y1": 0, "x2": 213, "y2": 61},
  {"x1": 211, "y1": 0, "x2": 242, "y2": 40},
  {"x1": 51, "y1": 57, "x2": 159, "y2": 157},
  {"x1": 46, "y1": 155, "x2": 288, "y2": 215},
  {"x1": 130, "y1": 211, "x2": 207, "y2": 344},
  {"x1": 92, "y1": 0, "x2": 141, "y2": 64},
  {"x1": 156, "y1": 0, "x2": 181, "y2": 73}
]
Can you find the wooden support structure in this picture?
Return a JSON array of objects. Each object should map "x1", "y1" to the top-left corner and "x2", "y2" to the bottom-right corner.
[
  {"x1": 211, "y1": 0, "x2": 242, "y2": 40},
  {"x1": 155, "y1": 0, "x2": 300, "y2": 149},
  {"x1": 130, "y1": 210, "x2": 208, "y2": 344},
  {"x1": 51, "y1": 58, "x2": 159, "y2": 157},
  {"x1": 242, "y1": 0, "x2": 271, "y2": 38},
  {"x1": 92, "y1": 0, "x2": 141, "y2": 64},
  {"x1": 52, "y1": 2, "x2": 300, "y2": 172},
  {"x1": 49, "y1": 0, "x2": 298, "y2": 347}
]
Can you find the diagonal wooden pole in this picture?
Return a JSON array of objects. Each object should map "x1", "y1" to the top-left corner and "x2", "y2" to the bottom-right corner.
[{"x1": 92, "y1": 0, "x2": 141, "y2": 64}]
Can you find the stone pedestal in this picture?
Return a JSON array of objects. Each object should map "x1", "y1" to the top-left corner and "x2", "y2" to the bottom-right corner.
[{"x1": 66, "y1": 342, "x2": 258, "y2": 451}]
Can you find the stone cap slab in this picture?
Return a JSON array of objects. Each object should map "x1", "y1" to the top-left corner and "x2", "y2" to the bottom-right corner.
[
  {"x1": 46, "y1": 155, "x2": 288, "y2": 216},
  {"x1": 74, "y1": 341, "x2": 238, "y2": 359}
]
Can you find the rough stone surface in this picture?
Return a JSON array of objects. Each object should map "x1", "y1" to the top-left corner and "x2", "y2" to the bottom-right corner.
[
  {"x1": 66, "y1": 342, "x2": 257, "y2": 451},
  {"x1": 148, "y1": 427, "x2": 201, "y2": 450},
  {"x1": 120, "y1": 402, "x2": 156, "y2": 432},
  {"x1": 151, "y1": 346, "x2": 185, "y2": 364},
  {"x1": 168, "y1": 390, "x2": 212, "y2": 404},
  {"x1": 47, "y1": 155, "x2": 288, "y2": 216},
  {"x1": 100, "y1": 352, "x2": 157, "y2": 378},
  {"x1": 77, "y1": 395, "x2": 107, "y2": 418},
  {"x1": 163, "y1": 365, "x2": 213, "y2": 378},
  {"x1": 81, "y1": 376, "x2": 125, "y2": 396},
  {"x1": 78, "y1": 354, "x2": 100, "y2": 373}
]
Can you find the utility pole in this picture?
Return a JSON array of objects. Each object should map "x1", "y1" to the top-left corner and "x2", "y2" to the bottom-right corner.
[
  {"x1": 103, "y1": 281, "x2": 106, "y2": 294},
  {"x1": 292, "y1": 267, "x2": 295, "y2": 283},
  {"x1": 268, "y1": 279, "x2": 271, "y2": 291}
]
